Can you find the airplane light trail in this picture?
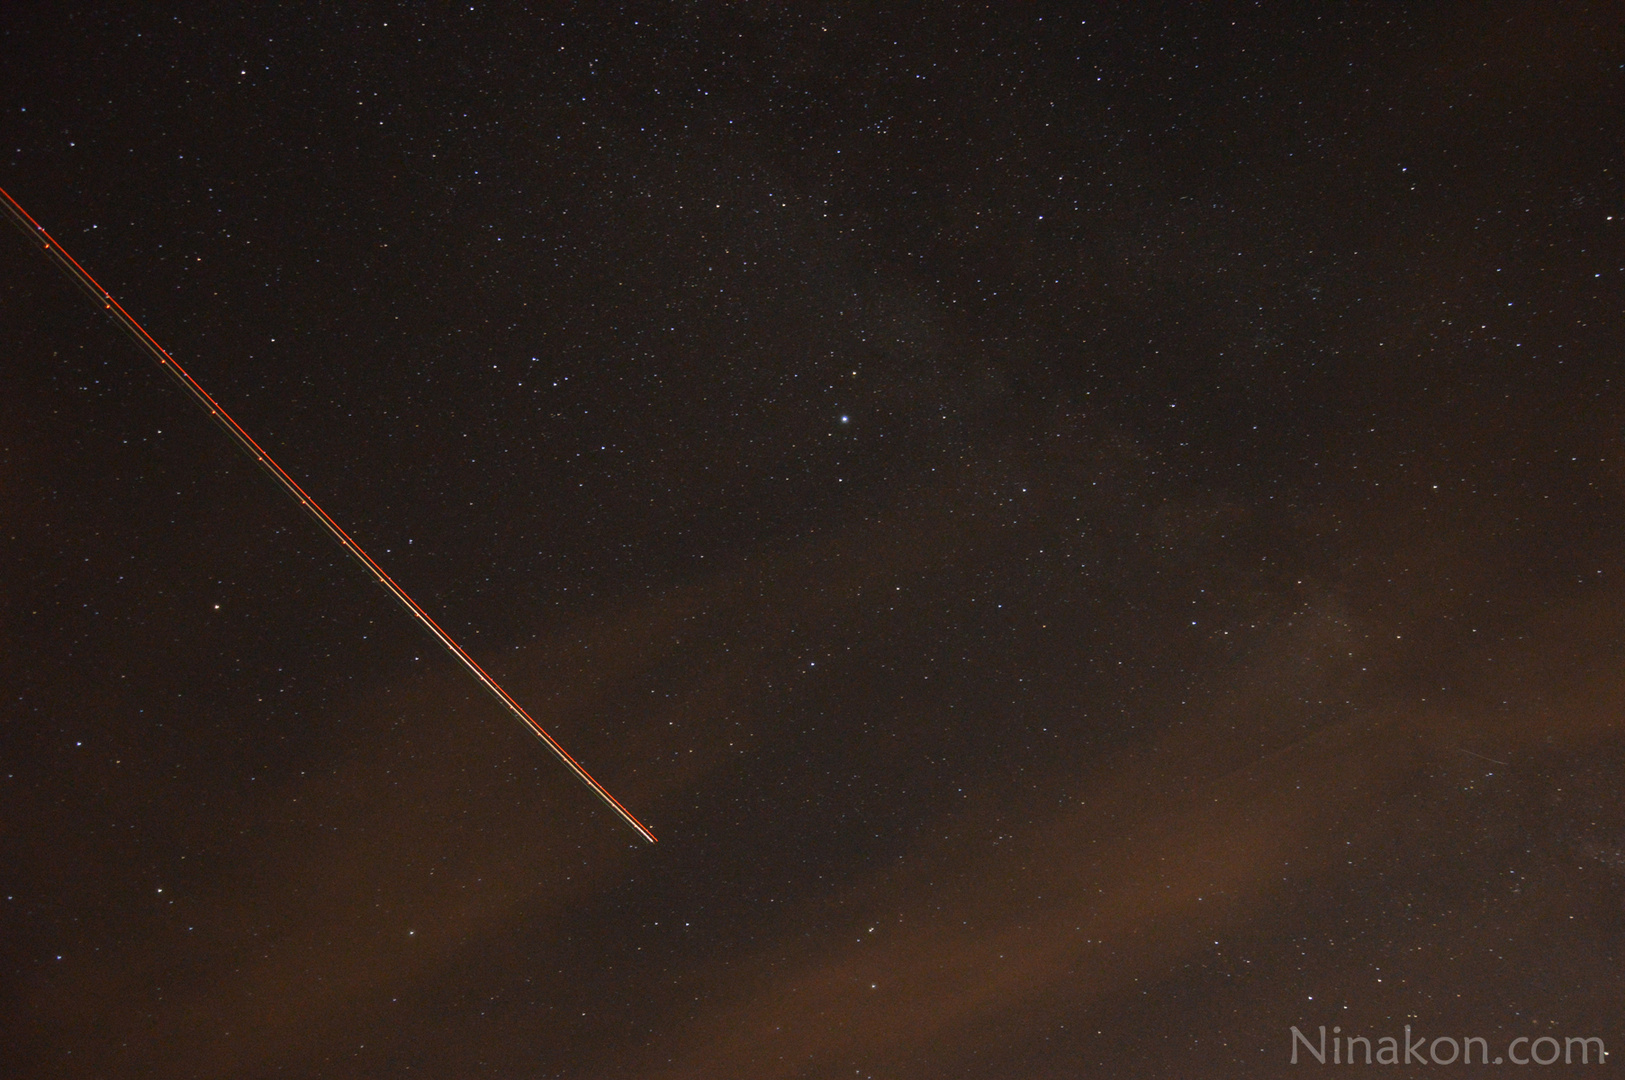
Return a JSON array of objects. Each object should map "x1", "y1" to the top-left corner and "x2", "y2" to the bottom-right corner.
[{"x1": 0, "y1": 184, "x2": 657, "y2": 844}]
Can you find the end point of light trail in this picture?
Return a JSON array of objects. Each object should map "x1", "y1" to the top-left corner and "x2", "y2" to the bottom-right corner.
[{"x1": 0, "y1": 183, "x2": 658, "y2": 845}]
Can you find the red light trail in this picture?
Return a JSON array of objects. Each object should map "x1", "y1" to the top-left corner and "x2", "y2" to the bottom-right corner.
[{"x1": 0, "y1": 184, "x2": 657, "y2": 845}]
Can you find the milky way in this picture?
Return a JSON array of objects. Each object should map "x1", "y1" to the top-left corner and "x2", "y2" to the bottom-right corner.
[{"x1": 3, "y1": 6, "x2": 1622, "y2": 1077}]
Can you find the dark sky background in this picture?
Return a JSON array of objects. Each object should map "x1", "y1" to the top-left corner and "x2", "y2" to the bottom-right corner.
[{"x1": 3, "y1": 4, "x2": 1624, "y2": 1077}]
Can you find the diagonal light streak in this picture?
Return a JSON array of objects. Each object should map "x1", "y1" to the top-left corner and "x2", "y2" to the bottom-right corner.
[{"x1": 0, "y1": 184, "x2": 657, "y2": 844}]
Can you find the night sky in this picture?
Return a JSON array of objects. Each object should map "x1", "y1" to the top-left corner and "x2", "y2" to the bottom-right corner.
[{"x1": 3, "y1": 4, "x2": 1624, "y2": 1077}]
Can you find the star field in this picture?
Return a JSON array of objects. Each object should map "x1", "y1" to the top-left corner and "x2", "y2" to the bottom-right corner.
[{"x1": 2, "y1": 4, "x2": 1623, "y2": 1077}]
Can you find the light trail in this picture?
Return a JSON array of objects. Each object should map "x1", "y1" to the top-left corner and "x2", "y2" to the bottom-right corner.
[{"x1": 0, "y1": 184, "x2": 657, "y2": 844}]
